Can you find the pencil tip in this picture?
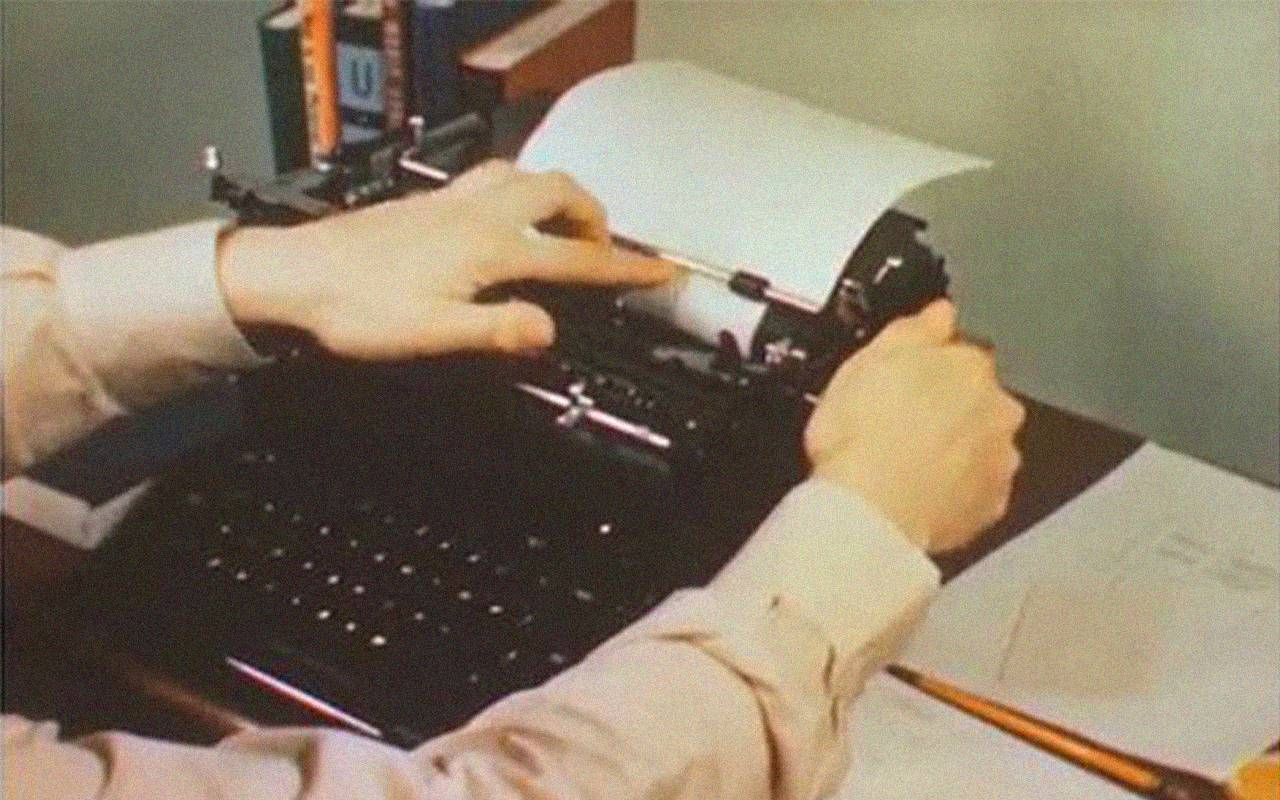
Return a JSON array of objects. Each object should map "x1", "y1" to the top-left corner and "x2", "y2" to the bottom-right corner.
[{"x1": 885, "y1": 663, "x2": 915, "y2": 682}]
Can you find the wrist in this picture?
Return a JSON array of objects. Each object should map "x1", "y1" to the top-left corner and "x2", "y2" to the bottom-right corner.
[
  {"x1": 811, "y1": 458, "x2": 933, "y2": 551},
  {"x1": 216, "y1": 225, "x2": 315, "y2": 331},
  {"x1": 708, "y1": 478, "x2": 939, "y2": 658}
]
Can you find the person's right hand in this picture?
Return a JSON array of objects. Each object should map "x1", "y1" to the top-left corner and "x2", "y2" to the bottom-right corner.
[{"x1": 804, "y1": 300, "x2": 1025, "y2": 553}]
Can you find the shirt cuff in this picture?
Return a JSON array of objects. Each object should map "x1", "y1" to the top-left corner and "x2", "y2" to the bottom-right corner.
[
  {"x1": 706, "y1": 477, "x2": 941, "y2": 699},
  {"x1": 57, "y1": 220, "x2": 270, "y2": 407}
]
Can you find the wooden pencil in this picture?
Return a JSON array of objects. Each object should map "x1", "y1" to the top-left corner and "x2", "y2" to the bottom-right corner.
[{"x1": 885, "y1": 664, "x2": 1231, "y2": 800}]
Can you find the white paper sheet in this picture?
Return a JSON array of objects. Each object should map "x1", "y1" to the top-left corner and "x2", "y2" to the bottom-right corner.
[
  {"x1": 617, "y1": 271, "x2": 767, "y2": 353},
  {"x1": 840, "y1": 444, "x2": 1280, "y2": 799},
  {"x1": 517, "y1": 61, "x2": 988, "y2": 347}
]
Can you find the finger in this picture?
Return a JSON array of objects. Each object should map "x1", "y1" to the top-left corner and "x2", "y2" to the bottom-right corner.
[
  {"x1": 432, "y1": 300, "x2": 556, "y2": 354},
  {"x1": 873, "y1": 299, "x2": 957, "y2": 350},
  {"x1": 959, "y1": 330, "x2": 995, "y2": 351},
  {"x1": 490, "y1": 171, "x2": 610, "y2": 243},
  {"x1": 990, "y1": 448, "x2": 1019, "y2": 520},
  {"x1": 946, "y1": 342, "x2": 998, "y2": 382},
  {"x1": 997, "y1": 392, "x2": 1027, "y2": 433},
  {"x1": 447, "y1": 159, "x2": 518, "y2": 196},
  {"x1": 488, "y1": 234, "x2": 674, "y2": 286},
  {"x1": 1004, "y1": 447, "x2": 1024, "y2": 482},
  {"x1": 984, "y1": 438, "x2": 1021, "y2": 516}
]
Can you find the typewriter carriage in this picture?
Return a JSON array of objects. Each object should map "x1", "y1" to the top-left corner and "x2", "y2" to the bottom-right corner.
[{"x1": 205, "y1": 115, "x2": 950, "y2": 461}]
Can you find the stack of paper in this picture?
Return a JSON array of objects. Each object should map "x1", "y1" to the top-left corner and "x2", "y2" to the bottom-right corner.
[{"x1": 840, "y1": 444, "x2": 1280, "y2": 798}]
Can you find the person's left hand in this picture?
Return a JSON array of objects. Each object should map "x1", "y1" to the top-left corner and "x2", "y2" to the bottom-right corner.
[{"x1": 217, "y1": 160, "x2": 673, "y2": 359}]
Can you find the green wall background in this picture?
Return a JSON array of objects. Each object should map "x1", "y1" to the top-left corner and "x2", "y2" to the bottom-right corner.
[
  {"x1": 637, "y1": 1, "x2": 1279, "y2": 484},
  {"x1": 3, "y1": 1, "x2": 1277, "y2": 483},
  {"x1": 1, "y1": 0, "x2": 275, "y2": 244}
]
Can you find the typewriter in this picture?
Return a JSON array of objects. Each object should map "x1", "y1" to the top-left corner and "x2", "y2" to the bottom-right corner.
[{"x1": 60, "y1": 113, "x2": 949, "y2": 747}]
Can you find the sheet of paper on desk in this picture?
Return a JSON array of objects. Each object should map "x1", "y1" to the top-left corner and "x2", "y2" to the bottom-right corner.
[
  {"x1": 517, "y1": 61, "x2": 988, "y2": 347},
  {"x1": 839, "y1": 443, "x2": 1280, "y2": 799}
]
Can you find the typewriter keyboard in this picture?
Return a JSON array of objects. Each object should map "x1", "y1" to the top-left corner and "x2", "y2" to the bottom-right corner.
[{"x1": 129, "y1": 436, "x2": 706, "y2": 742}]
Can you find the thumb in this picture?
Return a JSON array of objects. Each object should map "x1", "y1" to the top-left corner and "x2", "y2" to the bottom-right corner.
[
  {"x1": 873, "y1": 298, "x2": 956, "y2": 349},
  {"x1": 438, "y1": 300, "x2": 556, "y2": 354}
]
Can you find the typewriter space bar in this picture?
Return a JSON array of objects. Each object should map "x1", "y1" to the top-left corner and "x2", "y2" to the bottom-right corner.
[{"x1": 514, "y1": 383, "x2": 672, "y2": 450}]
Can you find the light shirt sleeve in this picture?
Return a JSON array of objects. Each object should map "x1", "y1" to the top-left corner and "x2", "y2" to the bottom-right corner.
[
  {"x1": 1, "y1": 223, "x2": 267, "y2": 477},
  {"x1": 4, "y1": 478, "x2": 939, "y2": 800}
]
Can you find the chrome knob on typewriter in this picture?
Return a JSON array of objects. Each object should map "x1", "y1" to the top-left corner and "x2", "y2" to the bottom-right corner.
[{"x1": 557, "y1": 381, "x2": 594, "y2": 428}]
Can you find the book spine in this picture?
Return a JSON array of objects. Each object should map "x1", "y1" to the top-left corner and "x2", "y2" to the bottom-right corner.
[
  {"x1": 300, "y1": 0, "x2": 341, "y2": 161},
  {"x1": 411, "y1": 0, "x2": 458, "y2": 127},
  {"x1": 258, "y1": 5, "x2": 309, "y2": 174},
  {"x1": 336, "y1": 2, "x2": 386, "y2": 144},
  {"x1": 411, "y1": 0, "x2": 540, "y2": 127},
  {"x1": 381, "y1": 0, "x2": 409, "y2": 130}
]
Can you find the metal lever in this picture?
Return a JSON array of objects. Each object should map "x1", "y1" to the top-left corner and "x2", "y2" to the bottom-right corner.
[{"x1": 515, "y1": 382, "x2": 672, "y2": 450}]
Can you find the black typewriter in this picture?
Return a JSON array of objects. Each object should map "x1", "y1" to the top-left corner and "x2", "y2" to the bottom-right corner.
[{"x1": 59, "y1": 115, "x2": 949, "y2": 747}]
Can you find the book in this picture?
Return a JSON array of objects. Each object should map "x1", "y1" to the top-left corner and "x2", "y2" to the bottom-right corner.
[
  {"x1": 337, "y1": 0, "x2": 387, "y2": 144},
  {"x1": 380, "y1": 0, "x2": 411, "y2": 130},
  {"x1": 410, "y1": 0, "x2": 541, "y2": 127},
  {"x1": 258, "y1": 3, "x2": 309, "y2": 174},
  {"x1": 299, "y1": 0, "x2": 342, "y2": 161},
  {"x1": 260, "y1": 0, "x2": 415, "y2": 171},
  {"x1": 460, "y1": 0, "x2": 633, "y2": 104}
]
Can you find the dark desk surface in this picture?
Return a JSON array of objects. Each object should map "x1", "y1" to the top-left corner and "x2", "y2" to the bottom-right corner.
[{"x1": 3, "y1": 394, "x2": 1143, "y2": 742}]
